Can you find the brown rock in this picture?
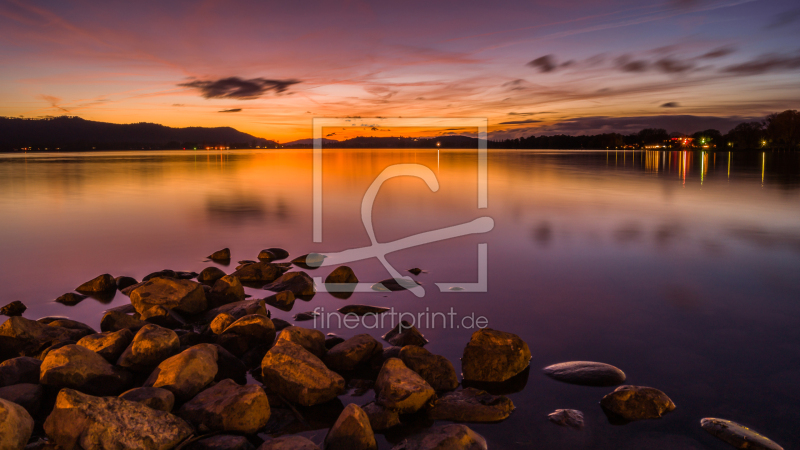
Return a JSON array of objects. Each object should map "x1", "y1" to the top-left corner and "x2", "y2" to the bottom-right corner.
[
  {"x1": 232, "y1": 262, "x2": 282, "y2": 284},
  {"x1": 548, "y1": 409, "x2": 584, "y2": 429},
  {"x1": 43, "y1": 388, "x2": 192, "y2": 450},
  {"x1": 258, "y1": 436, "x2": 319, "y2": 450},
  {"x1": 140, "y1": 305, "x2": 186, "y2": 328},
  {"x1": 54, "y1": 293, "x2": 88, "y2": 306},
  {"x1": 374, "y1": 358, "x2": 435, "y2": 414},
  {"x1": 100, "y1": 310, "x2": 148, "y2": 332},
  {"x1": 400, "y1": 345, "x2": 458, "y2": 391},
  {"x1": 198, "y1": 267, "x2": 227, "y2": 285},
  {"x1": 291, "y1": 253, "x2": 326, "y2": 269},
  {"x1": 391, "y1": 424, "x2": 487, "y2": 450},
  {"x1": 0, "y1": 316, "x2": 82, "y2": 359},
  {"x1": 209, "y1": 275, "x2": 246, "y2": 307},
  {"x1": 145, "y1": 343, "x2": 219, "y2": 401},
  {"x1": 600, "y1": 385, "x2": 676, "y2": 421},
  {"x1": 700, "y1": 417, "x2": 784, "y2": 450},
  {"x1": 325, "y1": 266, "x2": 359, "y2": 284},
  {"x1": 40, "y1": 344, "x2": 132, "y2": 396},
  {"x1": 382, "y1": 322, "x2": 428, "y2": 347},
  {"x1": 42, "y1": 318, "x2": 96, "y2": 338},
  {"x1": 0, "y1": 383, "x2": 43, "y2": 416},
  {"x1": 0, "y1": 356, "x2": 41, "y2": 387},
  {"x1": 264, "y1": 291, "x2": 296, "y2": 311},
  {"x1": 324, "y1": 334, "x2": 382, "y2": 373},
  {"x1": 275, "y1": 326, "x2": 327, "y2": 358},
  {"x1": 115, "y1": 276, "x2": 139, "y2": 291},
  {"x1": 209, "y1": 248, "x2": 232, "y2": 261},
  {"x1": 77, "y1": 328, "x2": 134, "y2": 363},
  {"x1": 210, "y1": 313, "x2": 236, "y2": 334},
  {"x1": 0, "y1": 300, "x2": 26, "y2": 317},
  {"x1": 223, "y1": 314, "x2": 276, "y2": 342},
  {"x1": 324, "y1": 403, "x2": 376, "y2": 450},
  {"x1": 0, "y1": 397, "x2": 34, "y2": 450},
  {"x1": 338, "y1": 305, "x2": 389, "y2": 316},
  {"x1": 428, "y1": 387, "x2": 514, "y2": 422},
  {"x1": 261, "y1": 340, "x2": 345, "y2": 406},
  {"x1": 543, "y1": 361, "x2": 626, "y2": 387},
  {"x1": 117, "y1": 324, "x2": 180, "y2": 371},
  {"x1": 264, "y1": 272, "x2": 316, "y2": 297},
  {"x1": 76, "y1": 273, "x2": 117, "y2": 294},
  {"x1": 461, "y1": 328, "x2": 531, "y2": 383},
  {"x1": 191, "y1": 435, "x2": 256, "y2": 450},
  {"x1": 119, "y1": 386, "x2": 176, "y2": 412},
  {"x1": 362, "y1": 402, "x2": 400, "y2": 430},
  {"x1": 130, "y1": 277, "x2": 207, "y2": 315},
  {"x1": 204, "y1": 298, "x2": 268, "y2": 322},
  {"x1": 178, "y1": 378, "x2": 270, "y2": 434}
]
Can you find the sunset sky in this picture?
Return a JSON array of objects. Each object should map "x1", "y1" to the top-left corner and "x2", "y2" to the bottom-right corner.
[{"x1": 1, "y1": 0, "x2": 799, "y2": 141}]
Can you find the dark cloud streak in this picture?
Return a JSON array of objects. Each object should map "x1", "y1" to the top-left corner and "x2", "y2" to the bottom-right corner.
[{"x1": 180, "y1": 77, "x2": 300, "y2": 100}]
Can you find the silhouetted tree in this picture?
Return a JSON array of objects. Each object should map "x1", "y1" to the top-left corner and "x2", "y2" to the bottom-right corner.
[
  {"x1": 725, "y1": 122, "x2": 764, "y2": 149},
  {"x1": 766, "y1": 110, "x2": 800, "y2": 149},
  {"x1": 637, "y1": 128, "x2": 669, "y2": 145},
  {"x1": 692, "y1": 129, "x2": 722, "y2": 147}
]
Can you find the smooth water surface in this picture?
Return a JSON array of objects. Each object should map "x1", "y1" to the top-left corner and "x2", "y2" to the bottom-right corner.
[{"x1": 1, "y1": 149, "x2": 799, "y2": 449}]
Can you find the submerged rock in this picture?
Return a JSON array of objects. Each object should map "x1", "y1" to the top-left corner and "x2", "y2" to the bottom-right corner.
[
  {"x1": 264, "y1": 272, "x2": 316, "y2": 297},
  {"x1": 337, "y1": 305, "x2": 389, "y2": 316},
  {"x1": 264, "y1": 291, "x2": 296, "y2": 311},
  {"x1": 145, "y1": 343, "x2": 219, "y2": 401},
  {"x1": 130, "y1": 277, "x2": 207, "y2": 315},
  {"x1": 291, "y1": 253, "x2": 326, "y2": 269},
  {"x1": 0, "y1": 356, "x2": 41, "y2": 386},
  {"x1": 119, "y1": 386, "x2": 175, "y2": 412},
  {"x1": 408, "y1": 268, "x2": 423, "y2": 276},
  {"x1": 209, "y1": 248, "x2": 232, "y2": 261},
  {"x1": 54, "y1": 293, "x2": 88, "y2": 306},
  {"x1": 40, "y1": 344, "x2": 132, "y2": 396},
  {"x1": 324, "y1": 403, "x2": 377, "y2": 450},
  {"x1": 0, "y1": 383, "x2": 43, "y2": 416},
  {"x1": 261, "y1": 340, "x2": 345, "y2": 406},
  {"x1": 382, "y1": 321, "x2": 428, "y2": 347},
  {"x1": 700, "y1": 418, "x2": 784, "y2": 450},
  {"x1": 324, "y1": 334, "x2": 382, "y2": 373},
  {"x1": 0, "y1": 300, "x2": 26, "y2": 317},
  {"x1": 461, "y1": 328, "x2": 531, "y2": 383},
  {"x1": 76, "y1": 273, "x2": 117, "y2": 295},
  {"x1": 325, "y1": 266, "x2": 359, "y2": 285},
  {"x1": 0, "y1": 397, "x2": 34, "y2": 450},
  {"x1": 400, "y1": 345, "x2": 459, "y2": 391},
  {"x1": 371, "y1": 278, "x2": 420, "y2": 292},
  {"x1": 391, "y1": 424, "x2": 487, "y2": 450},
  {"x1": 294, "y1": 311, "x2": 320, "y2": 321},
  {"x1": 543, "y1": 361, "x2": 626, "y2": 387},
  {"x1": 100, "y1": 310, "x2": 148, "y2": 332},
  {"x1": 362, "y1": 401, "x2": 401, "y2": 430},
  {"x1": 232, "y1": 262, "x2": 283, "y2": 284},
  {"x1": 275, "y1": 326, "x2": 327, "y2": 358},
  {"x1": 258, "y1": 436, "x2": 319, "y2": 450},
  {"x1": 44, "y1": 388, "x2": 192, "y2": 450},
  {"x1": 117, "y1": 324, "x2": 180, "y2": 371},
  {"x1": 374, "y1": 358, "x2": 435, "y2": 414},
  {"x1": 600, "y1": 385, "x2": 676, "y2": 421},
  {"x1": 428, "y1": 387, "x2": 513, "y2": 422},
  {"x1": 548, "y1": 409, "x2": 585, "y2": 429},
  {"x1": 178, "y1": 378, "x2": 270, "y2": 434},
  {"x1": 77, "y1": 328, "x2": 134, "y2": 363}
]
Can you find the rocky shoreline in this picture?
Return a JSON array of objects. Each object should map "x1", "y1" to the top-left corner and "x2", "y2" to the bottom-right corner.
[{"x1": 0, "y1": 248, "x2": 785, "y2": 450}]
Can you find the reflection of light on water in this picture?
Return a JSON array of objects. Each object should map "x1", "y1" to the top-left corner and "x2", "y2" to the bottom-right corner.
[
  {"x1": 762, "y1": 152, "x2": 765, "y2": 186},
  {"x1": 728, "y1": 152, "x2": 730, "y2": 180},
  {"x1": 645, "y1": 151, "x2": 660, "y2": 173}
]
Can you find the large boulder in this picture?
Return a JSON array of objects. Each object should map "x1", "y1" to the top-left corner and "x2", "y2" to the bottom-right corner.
[
  {"x1": 258, "y1": 436, "x2": 319, "y2": 450},
  {"x1": 76, "y1": 328, "x2": 134, "y2": 363},
  {"x1": 100, "y1": 310, "x2": 147, "y2": 332},
  {"x1": 117, "y1": 324, "x2": 180, "y2": 371},
  {"x1": 542, "y1": 361, "x2": 626, "y2": 387},
  {"x1": 263, "y1": 272, "x2": 315, "y2": 297},
  {"x1": 178, "y1": 379, "x2": 270, "y2": 434},
  {"x1": 275, "y1": 327, "x2": 327, "y2": 358},
  {"x1": 700, "y1": 418, "x2": 784, "y2": 450},
  {"x1": 119, "y1": 387, "x2": 175, "y2": 412},
  {"x1": 145, "y1": 343, "x2": 219, "y2": 401},
  {"x1": 391, "y1": 425, "x2": 486, "y2": 450},
  {"x1": 223, "y1": 314, "x2": 276, "y2": 342},
  {"x1": 461, "y1": 329, "x2": 530, "y2": 383},
  {"x1": 232, "y1": 262, "x2": 282, "y2": 284},
  {"x1": 0, "y1": 383, "x2": 43, "y2": 416},
  {"x1": 428, "y1": 388, "x2": 514, "y2": 422},
  {"x1": 0, "y1": 316, "x2": 83, "y2": 359},
  {"x1": 209, "y1": 275, "x2": 246, "y2": 308},
  {"x1": 0, "y1": 356, "x2": 41, "y2": 386},
  {"x1": 374, "y1": 358, "x2": 435, "y2": 414},
  {"x1": 261, "y1": 341, "x2": 345, "y2": 406},
  {"x1": 324, "y1": 334, "x2": 382, "y2": 373},
  {"x1": 400, "y1": 346, "x2": 458, "y2": 391},
  {"x1": 44, "y1": 388, "x2": 192, "y2": 450},
  {"x1": 600, "y1": 385, "x2": 676, "y2": 421},
  {"x1": 382, "y1": 322, "x2": 428, "y2": 347},
  {"x1": 362, "y1": 402, "x2": 400, "y2": 431},
  {"x1": 76, "y1": 273, "x2": 117, "y2": 295},
  {"x1": 130, "y1": 277, "x2": 207, "y2": 315},
  {"x1": 324, "y1": 403, "x2": 376, "y2": 450},
  {"x1": 40, "y1": 344, "x2": 132, "y2": 396},
  {"x1": 41, "y1": 319, "x2": 96, "y2": 339},
  {"x1": 0, "y1": 397, "x2": 34, "y2": 450}
]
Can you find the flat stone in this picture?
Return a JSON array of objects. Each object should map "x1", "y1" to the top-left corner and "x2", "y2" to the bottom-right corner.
[
  {"x1": 130, "y1": 277, "x2": 207, "y2": 315},
  {"x1": 0, "y1": 383, "x2": 43, "y2": 416},
  {"x1": 178, "y1": 378, "x2": 270, "y2": 434},
  {"x1": 43, "y1": 388, "x2": 192, "y2": 450},
  {"x1": 119, "y1": 386, "x2": 176, "y2": 412},
  {"x1": 324, "y1": 334, "x2": 383, "y2": 372},
  {"x1": 76, "y1": 273, "x2": 117, "y2": 294},
  {"x1": 264, "y1": 272, "x2": 316, "y2": 297},
  {"x1": 428, "y1": 387, "x2": 514, "y2": 422},
  {"x1": 77, "y1": 328, "x2": 134, "y2": 362},
  {"x1": 700, "y1": 418, "x2": 784, "y2": 450},
  {"x1": 275, "y1": 326, "x2": 327, "y2": 358},
  {"x1": 382, "y1": 321, "x2": 428, "y2": 347},
  {"x1": 543, "y1": 361, "x2": 626, "y2": 386},
  {"x1": 145, "y1": 343, "x2": 218, "y2": 401},
  {"x1": 374, "y1": 358, "x2": 435, "y2": 414},
  {"x1": 391, "y1": 424, "x2": 487, "y2": 450},
  {"x1": 261, "y1": 340, "x2": 345, "y2": 406},
  {"x1": 600, "y1": 385, "x2": 676, "y2": 421},
  {"x1": 324, "y1": 403, "x2": 377, "y2": 450},
  {"x1": 548, "y1": 409, "x2": 585, "y2": 429},
  {"x1": 400, "y1": 345, "x2": 458, "y2": 391},
  {"x1": 338, "y1": 305, "x2": 389, "y2": 316},
  {"x1": 0, "y1": 300, "x2": 26, "y2": 316},
  {"x1": 362, "y1": 402, "x2": 400, "y2": 430},
  {"x1": 117, "y1": 324, "x2": 180, "y2": 371},
  {"x1": 258, "y1": 436, "x2": 319, "y2": 450},
  {"x1": 100, "y1": 310, "x2": 147, "y2": 332},
  {"x1": 40, "y1": 344, "x2": 132, "y2": 396},
  {"x1": 461, "y1": 328, "x2": 531, "y2": 383},
  {"x1": 0, "y1": 397, "x2": 34, "y2": 450},
  {"x1": 0, "y1": 356, "x2": 42, "y2": 386}
]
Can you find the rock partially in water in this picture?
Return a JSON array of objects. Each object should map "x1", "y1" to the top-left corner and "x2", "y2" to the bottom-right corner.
[
  {"x1": 40, "y1": 344, "x2": 133, "y2": 396},
  {"x1": 44, "y1": 388, "x2": 192, "y2": 450},
  {"x1": 260, "y1": 247, "x2": 290, "y2": 262},
  {"x1": 100, "y1": 310, "x2": 148, "y2": 332},
  {"x1": 371, "y1": 278, "x2": 420, "y2": 292},
  {"x1": 382, "y1": 321, "x2": 428, "y2": 347},
  {"x1": 264, "y1": 272, "x2": 316, "y2": 297},
  {"x1": 391, "y1": 424, "x2": 487, "y2": 450},
  {"x1": 40, "y1": 318, "x2": 97, "y2": 338},
  {"x1": 461, "y1": 328, "x2": 531, "y2": 383},
  {"x1": 0, "y1": 356, "x2": 41, "y2": 386},
  {"x1": 261, "y1": 340, "x2": 345, "y2": 406},
  {"x1": 191, "y1": 434, "x2": 256, "y2": 450},
  {"x1": 145, "y1": 343, "x2": 218, "y2": 401},
  {"x1": 275, "y1": 326, "x2": 327, "y2": 358},
  {"x1": 77, "y1": 328, "x2": 134, "y2": 363},
  {"x1": 209, "y1": 275, "x2": 246, "y2": 308},
  {"x1": 326, "y1": 334, "x2": 345, "y2": 350},
  {"x1": 324, "y1": 334, "x2": 383, "y2": 373},
  {"x1": 374, "y1": 358, "x2": 435, "y2": 414},
  {"x1": 400, "y1": 345, "x2": 458, "y2": 391},
  {"x1": 600, "y1": 385, "x2": 676, "y2": 421},
  {"x1": 0, "y1": 300, "x2": 26, "y2": 317},
  {"x1": 0, "y1": 316, "x2": 80, "y2": 358},
  {"x1": 178, "y1": 378, "x2": 270, "y2": 434},
  {"x1": 210, "y1": 313, "x2": 236, "y2": 334},
  {"x1": 198, "y1": 266, "x2": 227, "y2": 285},
  {"x1": 362, "y1": 401, "x2": 400, "y2": 430},
  {"x1": 258, "y1": 436, "x2": 319, "y2": 450},
  {"x1": 272, "y1": 318, "x2": 292, "y2": 331},
  {"x1": 428, "y1": 387, "x2": 514, "y2": 422},
  {"x1": 292, "y1": 253, "x2": 326, "y2": 269},
  {"x1": 408, "y1": 268, "x2": 423, "y2": 276},
  {"x1": 324, "y1": 403, "x2": 377, "y2": 450},
  {"x1": 76, "y1": 273, "x2": 117, "y2": 295},
  {"x1": 325, "y1": 266, "x2": 359, "y2": 285},
  {"x1": 119, "y1": 386, "x2": 175, "y2": 412},
  {"x1": 294, "y1": 311, "x2": 320, "y2": 322},
  {"x1": 115, "y1": 276, "x2": 139, "y2": 291},
  {"x1": 0, "y1": 397, "x2": 34, "y2": 450},
  {"x1": 0, "y1": 383, "x2": 43, "y2": 416},
  {"x1": 232, "y1": 262, "x2": 283, "y2": 285},
  {"x1": 542, "y1": 361, "x2": 626, "y2": 387},
  {"x1": 700, "y1": 418, "x2": 784, "y2": 450},
  {"x1": 209, "y1": 248, "x2": 232, "y2": 261},
  {"x1": 548, "y1": 409, "x2": 584, "y2": 429},
  {"x1": 264, "y1": 290, "x2": 296, "y2": 311},
  {"x1": 55, "y1": 293, "x2": 88, "y2": 306},
  {"x1": 337, "y1": 305, "x2": 389, "y2": 316},
  {"x1": 117, "y1": 324, "x2": 180, "y2": 371},
  {"x1": 130, "y1": 277, "x2": 207, "y2": 315}
]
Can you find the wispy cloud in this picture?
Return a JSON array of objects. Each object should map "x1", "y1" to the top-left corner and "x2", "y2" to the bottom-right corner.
[
  {"x1": 218, "y1": 108, "x2": 242, "y2": 113},
  {"x1": 180, "y1": 77, "x2": 300, "y2": 100}
]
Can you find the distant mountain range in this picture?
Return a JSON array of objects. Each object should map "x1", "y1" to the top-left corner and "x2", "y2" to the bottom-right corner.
[
  {"x1": 283, "y1": 135, "x2": 480, "y2": 148},
  {"x1": 0, "y1": 116, "x2": 277, "y2": 151}
]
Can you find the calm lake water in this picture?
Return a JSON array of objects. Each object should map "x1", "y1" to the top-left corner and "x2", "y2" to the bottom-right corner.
[{"x1": 1, "y1": 149, "x2": 799, "y2": 449}]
